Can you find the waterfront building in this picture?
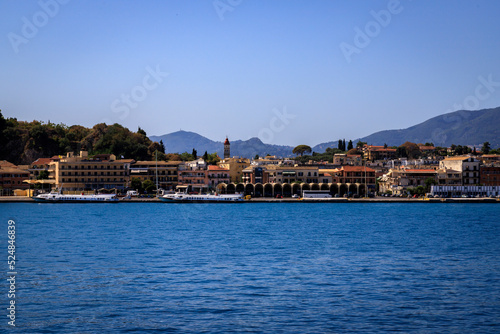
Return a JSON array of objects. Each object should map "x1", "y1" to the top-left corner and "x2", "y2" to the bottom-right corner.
[
  {"x1": 273, "y1": 166, "x2": 320, "y2": 184},
  {"x1": 431, "y1": 185, "x2": 499, "y2": 197},
  {"x1": 218, "y1": 157, "x2": 250, "y2": 183},
  {"x1": 130, "y1": 161, "x2": 182, "y2": 190},
  {"x1": 439, "y1": 156, "x2": 480, "y2": 185},
  {"x1": 41, "y1": 151, "x2": 134, "y2": 192},
  {"x1": 480, "y1": 166, "x2": 500, "y2": 186},
  {"x1": 436, "y1": 168, "x2": 462, "y2": 185},
  {"x1": 28, "y1": 157, "x2": 60, "y2": 181},
  {"x1": 242, "y1": 165, "x2": 274, "y2": 184},
  {"x1": 0, "y1": 161, "x2": 30, "y2": 195},
  {"x1": 378, "y1": 167, "x2": 437, "y2": 194},
  {"x1": 480, "y1": 154, "x2": 500, "y2": 164},
  {"x1": 207, "y1": 165, "x2": 230, "y2": 188},
  {"x1": 177, "y1": 161, "x2": 208, "y2": 192}
]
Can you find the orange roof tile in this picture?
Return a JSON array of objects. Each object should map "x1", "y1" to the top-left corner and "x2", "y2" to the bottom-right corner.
[{"x1": 31, "y1": 158, "x2": 54, "y2": 165}]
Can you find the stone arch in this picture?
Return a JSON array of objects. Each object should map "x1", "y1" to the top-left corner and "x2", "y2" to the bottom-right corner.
[
  {"x1": 274, "y1": 183, "x2": 283, "y2": 197},
  {"x1": 292, "y1": 183, "x2": 301, "y2": 196},
  {"x1": 217, "y1": 183, "x2": 227, "y2": 194},
  {"x1": 330, "y1": 183, "x2": 339, "y2": 196},
  {"x1": 283, "y1": 183, "x2": 292, "y2": 197},
  {"x1": 311, "y1": 183, "x2": 320, "y2": 191},
  {"x1": 340, "y1": 184, "x2": 348, "y2": 196},
  {"x1": 226, "y1": 183, "x2": 235, "y2": 194},
  {"x1": 348, "y1": 183, "x2": 357, "y2": 196},
  {"x1": 235, "y1": 183, "x2": 245, "y2": 194},
  {"x1": 254, "y1": 183, "x2": 263, "y2": 197},
  {"x1": 320, "y1": 183, "x2": 329, "y2": 191},
  {"x1": 264, "y1": 183, "x2": 273, "y2": 197},
  {"x1": 245, "y1": 183, "x2": 255, "y2": 196},
  {"x1": 301, "y1": 183, "x2": 310, "y2": 193}
]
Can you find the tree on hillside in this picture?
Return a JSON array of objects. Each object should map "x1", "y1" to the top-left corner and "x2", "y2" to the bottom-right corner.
[
  {"x1": 343, "y1": 139, "x2": 346, "y2": 151},
  {"x1": 399, "y1": 142, "x2": 421, "y2": 159},
  {"x1": 148, "y1": 142, "x2": 163, "y2": 157},
  {"x1": 338, "y1": 139, "x2": 343, "y2": 151},
  {"x1": 347, "y1": 140, "x2": 353, "y2": 151},
  {"x1": 356, "y1": 141, "x2": 366, "y2": 148},
  {"x1": 384, "y1": 143, "x2": 388, "y2": 149},
  {"x1": 482, "y1": 142, "x2": 491, "y2": 154},
  {"x1": 180, "y1": 152, "x2": 194, "y2": 161},
  {"x1": 159, "y1": 139, "x2": 165, "y2": 153},
  {"x1": 206, "y1": 153, "x2": 220, "y2": 165},
  {"x1": 346, "y1": 148, "x2": 360, "y2": 155},
  {"x1": 292, "y1": 145, "x2": 312, "y2": 156},
  {"x1": 137, "y1": 127, "x2": 147, "y2": 136},
  {"x1": 192, "y1": 148, "x2": 198, "y2": 159},
  {"x1": 396, "y1": 146, "x2": 407, "y2": 158},
  {"x1": 164, "y1": 153, "x2": 181, "y2": 161}
]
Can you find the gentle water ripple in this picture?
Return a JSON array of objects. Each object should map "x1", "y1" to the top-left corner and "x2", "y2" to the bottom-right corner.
[{"x1": 0, "y1": 203, "x2": 499, "y2": 333}]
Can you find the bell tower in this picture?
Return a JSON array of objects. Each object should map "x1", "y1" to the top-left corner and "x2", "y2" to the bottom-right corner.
[{"x1": 224, "y1": 137, "x2": 230, "y2": 159}]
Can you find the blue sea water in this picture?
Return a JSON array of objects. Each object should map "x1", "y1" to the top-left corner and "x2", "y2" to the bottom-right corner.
[{"x1": 1, "y1": 202, "x2": 499, "y2": 333}]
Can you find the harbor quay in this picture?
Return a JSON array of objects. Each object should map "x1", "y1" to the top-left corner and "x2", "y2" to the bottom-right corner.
[{"x1": 0, "y1": 196, "x2": 498, "y2": 203}]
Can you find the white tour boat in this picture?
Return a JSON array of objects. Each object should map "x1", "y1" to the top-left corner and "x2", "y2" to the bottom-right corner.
[
  {"x1": 161, "y1": 192, "x2": 244, "y2": 203},
  {"x1": 33, "y1": 190, "x2": 119, "y2": 203}
]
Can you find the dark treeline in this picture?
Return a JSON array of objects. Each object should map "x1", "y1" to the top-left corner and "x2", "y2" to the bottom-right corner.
[{"x1": 0, "y1": 111, "x2": 160, "y2": 165}]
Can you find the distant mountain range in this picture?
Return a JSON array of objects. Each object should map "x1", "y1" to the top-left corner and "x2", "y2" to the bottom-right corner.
[
  {"x1": 149, "y1": 131, "x2": 294, "y2": 158},
  {"x1": 151, "y1": 107, "x2": 500, "y2": 158},
  {"x1": 313, "y1": 107, "x2": 500, "y2": 152}
]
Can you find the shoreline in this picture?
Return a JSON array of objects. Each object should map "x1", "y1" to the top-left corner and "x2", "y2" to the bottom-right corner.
[{"x1": 0, "y1": 197, "x2": 498, "y2": 203}]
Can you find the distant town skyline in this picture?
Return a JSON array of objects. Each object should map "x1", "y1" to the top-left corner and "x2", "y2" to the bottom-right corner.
[{"x1": 1, "y1": 1, "x2": 500, "y2": 146}]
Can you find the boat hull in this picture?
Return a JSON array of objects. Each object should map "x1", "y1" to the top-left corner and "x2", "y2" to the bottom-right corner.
[{"x1": 160, "y1": 194, "x2": 244, "y2": 203}]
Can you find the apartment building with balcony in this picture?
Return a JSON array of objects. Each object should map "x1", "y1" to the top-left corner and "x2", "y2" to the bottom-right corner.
[
  {"x1": 130, "y1": 161, "x2": 182, "y2": 190},
  {"x1": 40, "y1": 151, "x2": 134, "y2": 191},
  {"x1": 439, "y1": 156, "x2": 480, "y2": 185}
]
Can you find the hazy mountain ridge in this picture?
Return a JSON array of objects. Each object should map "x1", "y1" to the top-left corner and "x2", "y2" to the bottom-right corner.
[
  {"x1": 356, "y1": 107, "x2": 500, "y2": 147},
  {"x1": 312, "y1": 107, "x2": 500, "y2": 151},
  {"x1": 149, "y1": 131, "x2": 294, "y2": 158},
  {"x1": 151, "y1": 108, "x2": 500, "y2": 158}
]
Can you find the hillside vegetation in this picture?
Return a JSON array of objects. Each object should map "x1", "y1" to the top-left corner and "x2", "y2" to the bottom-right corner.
[{"x1": 0, "y1": 111, "x2": 157, "y2": 165}]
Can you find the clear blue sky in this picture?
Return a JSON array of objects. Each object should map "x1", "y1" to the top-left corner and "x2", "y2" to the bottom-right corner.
[{"x1": 1, "y1": 0, "x2": 500, "y2": 147}]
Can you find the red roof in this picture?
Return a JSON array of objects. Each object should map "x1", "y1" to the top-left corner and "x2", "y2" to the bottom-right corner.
[
  {"x1": 31, "y1": 158, "x2": 54, "y2": 165},
  {"x1": 403, "y1": 169, "x2": 436, "y2": 173},
  {"x1": 224, "y1": 137, "x2": 230, "y2": 145}
]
